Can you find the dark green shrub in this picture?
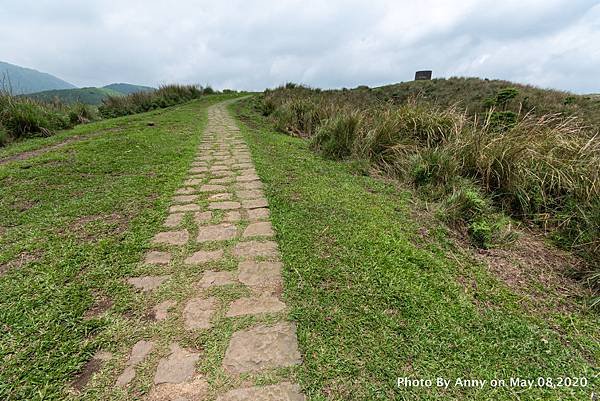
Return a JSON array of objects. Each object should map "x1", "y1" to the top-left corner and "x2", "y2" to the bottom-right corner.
[
  {"x1": 489, "y1": 111, "x2": 518, "y2": 131},
  {"x1": 495, "y1": 87, "x2": 519, "y2": 110}
]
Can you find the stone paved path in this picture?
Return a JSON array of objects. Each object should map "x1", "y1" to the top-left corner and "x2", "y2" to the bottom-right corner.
[{"x1": 119, "y1": 101, "x2": 304, "y2": 400}]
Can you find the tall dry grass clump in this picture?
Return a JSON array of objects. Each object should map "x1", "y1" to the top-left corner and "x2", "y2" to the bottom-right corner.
[
  {"x1": 99, "y1": 84, "x2": 206, "y2": 118},
  {"x1": 0, "y1": 89, "x2": 96, "y2": 146}
]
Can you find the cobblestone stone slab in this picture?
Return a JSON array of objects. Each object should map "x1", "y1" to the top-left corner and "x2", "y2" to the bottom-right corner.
[
  {"x1": 238, "y1": 260, "x2": 282, "y2": 288},
  {"x1": 235, "y1": 181, "x2": 263, "y2": 190},
  {"x1": 175, "y1": 187, "x2": 197, "y2": 195},
  {"x1": 243, "y1": 222, "x2": 274, "y2": 238},
  {"x1": 200, "y1": 184, "x2": 227, "y2": 192},
  {"x1": 145, "y1": 251, "x2": 171, "y2": 265},
  {"x1": 172, "y1": 195, "x2": 198, "y2": 204},
  {"x1": 154, "y1": 344, "x2": 200, "y2": 384},
  {"x1": 222, "y1": 323, "x2": 301, "y2": 373},
  {"x1": 116, "y1": 340, "x2": 155, "y2": 386},
  {"x1": 153, "y1": 300, "x2": 177, "y2": 321},
  {"x1": 209, "y1": 193, "x2": 233, "y2": 201},
  {"x1": 164, "y1": 213, "x2": 184, "y2": 228},
  {"x1": 236, "y1": 190, "x2": 264, "y2": 200},
  {"x1": 209, "y1": 201, "x2": 241, "y2": 210},
  {"x1": 153, "y1": 230, "x2": 189, "y2": 246},
  {"x1": 232, "y1": 241, "x2": 278, "y2": 259},
  {"x1": 223, "y1": 210, "x2": 241, "y2": 222},
  {"x1": 194, "y1": 211, "x2": 212, "y2": 224},
  {"x1": 183, "y1": 297, "x2": 217, "y2": 330},
  {"x1": 216, "y1": 382, "x2": 304, "y2": 401},
  {"x1": 197, "y1": 223, "x2": 238, "y2": 242},
  {"x1": 247, "y1": 208, "x2": 270, "y2": 221},
  {"x1": 169, "y1": 204, "x2": 200, "y2": 213},
  {"x1": 185, "y1": 249, "x2": 224, "y2": 264},
  {"x1": 184, "y1": 178, "x2": 203, "y2": 186},
  {"x1": 127, "y1": 276, "x2": 170, "y2": 292},
  {"x1": 226, "y1": 295, "x2": 286, "y2": 317},
  {"x1": 242, "y1": 198, "x2": 269, "y2": 209},
  {"x1": 197, "y1": 270, "x2": 236, "y2": 288},
  {"x1": 148, "y1": 376, "x2": 209, "y2": 401}
]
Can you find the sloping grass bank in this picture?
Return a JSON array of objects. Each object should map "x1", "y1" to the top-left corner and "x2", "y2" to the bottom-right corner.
[{"x1": 231, "y1": 98, "x2": 599, "y2": 400}]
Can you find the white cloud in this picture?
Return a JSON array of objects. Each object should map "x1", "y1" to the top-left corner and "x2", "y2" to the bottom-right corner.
[{"x1": 0, "y1": 0, "x2": 598, "y2": 93}]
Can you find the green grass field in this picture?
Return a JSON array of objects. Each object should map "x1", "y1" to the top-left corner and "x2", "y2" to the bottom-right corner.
[
  {"x1": 0, "y1": 95, "x2": 597, "y2": 400},
  {"x1": 0, "y1": 94, "x2": 241, "y2": 400}
]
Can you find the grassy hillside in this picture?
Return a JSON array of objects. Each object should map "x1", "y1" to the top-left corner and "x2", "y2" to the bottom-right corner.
[
  {"x1": 232, "y1": 98, "x2": 599, "y2": 400},
  {"x1": 23, "y1": 87, "x2": 123, "y2": 106},
  {"x1": 0, "y1": 61, "x2": 76, "y2": 95},
  {"x1": 103, "y1": 83, "x2": 155, "y2": 95},
  {"x1": 258, "y1": 81, "x2": 600, "y2": 303}
]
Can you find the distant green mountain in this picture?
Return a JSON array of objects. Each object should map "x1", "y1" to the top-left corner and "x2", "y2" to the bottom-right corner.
[
  {"x1": 0, "y1": 61, "x2": 76, "y2": 95},
  {"x1": 24, "y1": 87, "x2": 123, "y2": 105},
  {"x1": 103, "y1": 83, "x2": 155, "y2": 95}
]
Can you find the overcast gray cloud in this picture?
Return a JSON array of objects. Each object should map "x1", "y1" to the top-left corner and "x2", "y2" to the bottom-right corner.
[{"x1": 1, "y1": 0, "x2": 598, "y2": 93}]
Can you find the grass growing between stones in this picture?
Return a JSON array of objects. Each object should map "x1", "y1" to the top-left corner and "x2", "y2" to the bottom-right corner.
[
  {"x1": 231, "y1": 100, "x2": 599, "y2": 400},
  {"x1": 0, "y1": 94, "x2": 242, "y2": 400}
]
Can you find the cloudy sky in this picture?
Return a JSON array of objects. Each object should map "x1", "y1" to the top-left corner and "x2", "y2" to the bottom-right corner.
[{"x1": 1, "y1": 0, "x2": 599, "y2": 93}]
